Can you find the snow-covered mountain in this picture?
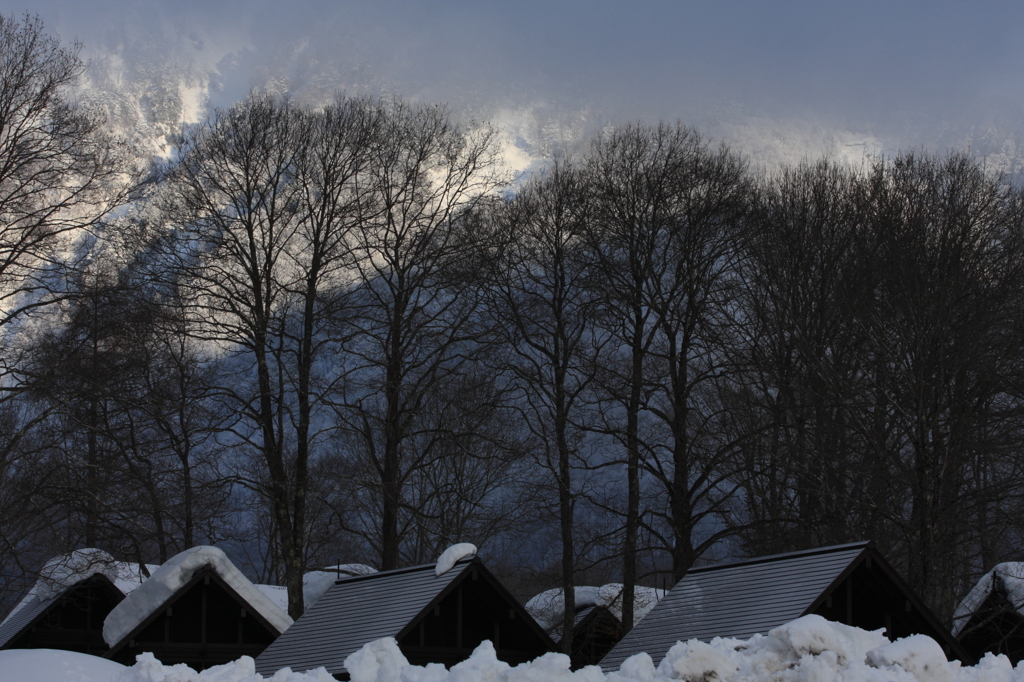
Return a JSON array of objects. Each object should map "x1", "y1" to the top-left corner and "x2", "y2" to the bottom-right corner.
[{"x1": 64, "y1": 16, "x2": 1024, "y2": 183}]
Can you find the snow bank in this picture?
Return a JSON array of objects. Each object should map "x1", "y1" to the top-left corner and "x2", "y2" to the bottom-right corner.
[
  {"x1": 112, "y1": 653, "x2": 336, "y2": 681},
  {"x1": 0, "y1": 648, "x2": 126, "y2": 682},
  {"x1": 953, "y1": 563, "x2": 1024, "y2": 636},
  {"x1": 329, "y1": 617, "x2": 962, "y2": 682},
  {"x1": 866, "y1": 635, "x2": 955, "y2": 682},
  {"x1": 32, "y1": 613, "x2": 1024, "y2": 682},
  {"x1": 436, "y1": 544, "x2": 477, "y2": 576},
  {"x1": 525, "y1": 584, "x2": 666, "y2": 633},
  {"x1": 103, "y1": 545, "x2": 293, "y2": 647}
]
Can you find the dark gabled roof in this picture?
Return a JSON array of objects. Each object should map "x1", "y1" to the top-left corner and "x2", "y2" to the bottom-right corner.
[
  {"x1": 255, "y1": 556, "x2": 544, "y2": 676},
  {"x1": 601, "y1": 542, "x2": 872, "y2": 670},
  {"x1": 575, "y1": 604, "x2": 604, "y2": 628},
  {"x1": 254, "y1": 559, "x2": 469, "y2": 675},
  {"x1": 0, "y1": 574, "x2": 123, "y2": 649},
  {"x1": 0, "y1": 594, "x2": 59, "y2": 648}
]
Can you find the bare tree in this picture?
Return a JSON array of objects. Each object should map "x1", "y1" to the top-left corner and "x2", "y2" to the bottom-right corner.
[
  {"x1": 335, "y1": 100, "x2": 505, "y2": 570},
  {"x1": 640, "y1": 135, "x2": 748, "y2": 581},
  {"x1": 165, "y1": 94, "x2": 313, "y2": 615},
  {"x1": 731, "y1": 159, "x2": 873, "y2": 554},
  {"x1": 0, "y1": 14, "x2": 128, "y2": 594},
  {"x1": 856, "y1": 152, "x2": 1024, "y2": 617},
  {"x1": 484, "y1": 158, "x2": 602, "y2": 652},
  {"x1": 584, "y1": 122, "x2": 747, "y2": 628},
  {"x1": 0, "y1": 14, "x2": 127, "y2": 350}
]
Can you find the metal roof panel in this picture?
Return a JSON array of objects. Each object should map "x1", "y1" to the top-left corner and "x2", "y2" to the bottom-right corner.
[
  {"x1": 600, "y1": 543, "x2": 868, "y2": 671},
  {"x1": 255, "y1": 559, "x2": 472, "y2": 676}
]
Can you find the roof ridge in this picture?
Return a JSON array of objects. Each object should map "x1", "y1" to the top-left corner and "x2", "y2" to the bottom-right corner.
[{"x1": 686, "y1": 541, "x2": 871, "y2": 574}]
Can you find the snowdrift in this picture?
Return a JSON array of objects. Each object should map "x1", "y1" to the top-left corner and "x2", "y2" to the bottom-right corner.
[{"x1": 12, "y1": 614, "x2": 1024, "y2": 682}]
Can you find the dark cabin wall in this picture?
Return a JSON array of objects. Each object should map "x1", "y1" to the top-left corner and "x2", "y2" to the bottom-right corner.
[
  {"x1": 570, "y1": 608, "x2": 623, "y2": 670},
  {"x1": 108, "y1": 569, "x2": 278, "y2": 670},
  {"x1": 811, "y1": 558, "x2": 968, "y2": 662},
  {"x1": 6, "y1": 576, "x2": 123, "y2": 656},
  {"x1": 398, "y1": 570, "x2": 552, "y2": 668}
]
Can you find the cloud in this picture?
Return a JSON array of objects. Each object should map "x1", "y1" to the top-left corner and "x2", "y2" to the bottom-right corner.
[{"x1": 4, "y1": 0, "x2": 1024, "y2": 167}]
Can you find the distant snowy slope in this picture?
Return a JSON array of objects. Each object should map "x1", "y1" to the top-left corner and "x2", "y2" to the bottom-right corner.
[{"x1": 64, "y1": 15, "x2": 1024, "y2": 185}]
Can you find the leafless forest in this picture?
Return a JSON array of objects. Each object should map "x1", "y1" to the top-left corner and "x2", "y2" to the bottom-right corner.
[{"x1": 3, "y1": 15, "x2": 1024, "y2": 651}]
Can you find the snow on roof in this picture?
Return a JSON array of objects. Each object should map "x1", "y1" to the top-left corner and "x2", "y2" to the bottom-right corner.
[
  {"x1": 324, "y1": 563, "x2": 378, "y2": 577},
  {"x1": 525, "y1": 583, "x2": 666, "y2": 633},
  {"x1": 35, "y1": 549, "x2": 122, "y2": 601},
  {"x1": 302, "y1": 571, "x2": 339, "y2": 608},
  {"x1": 113, "y1": 562, "x2": 160, "y2": 595},
  {"x1": 254, "y1": 570, "x2": 358, "y2": 615},
  {"x1": 102, "y1": 545, "x2": 293, "y2": 647},
  {"x1": 952, "y1": 562, "x2": 1024, "y2": 636},
  {"x1": 0, "y1": 549, "x2": 157, "y2": 628},
  {"x1": 435, "y1": 543, "x2": 477, "y2": 576}
]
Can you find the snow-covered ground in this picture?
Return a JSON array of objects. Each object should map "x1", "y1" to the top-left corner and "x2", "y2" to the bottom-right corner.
[
  {"x1": 0, "y1": 648, "x2": 127, "y2": 682},
  {"x1": 3, "y1": 613, "x2": 1023, "y2": 682}
]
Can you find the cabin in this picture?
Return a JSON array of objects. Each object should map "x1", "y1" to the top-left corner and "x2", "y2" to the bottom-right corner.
[
  {"x1": 0, "y1": 574, "x2": 125, "y2": 655},
  {"x1": 254, "y1": 552, "x2": 556, "y2": 679},
  {"x1": 568, "y1": 605, "x2": 623, "y2": 669},
  {"x1": 0, "y1": 549, "x2": 151, "y2": 656},
  {"x1": 600, "y1": 541, "x2": 971, "y2": 671},
  {"x1": 525, "y1": 584, "x2": 663, "y2": 669},
  {"x1": 103, "y1": 546, "x2": 292, "y2": 670},
  {"x1": 952, "y1": 563, "x2": 1024, "y2": 663}
]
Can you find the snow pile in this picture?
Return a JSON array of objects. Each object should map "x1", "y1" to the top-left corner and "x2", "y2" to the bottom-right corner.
[
  {"x1": 103, "y1": 545, "x2": 293, "y2": 647},
  {"x1": 113, "y1": 653, "x2": 336, "y2": 681},
  {"x1": 953, "y1": 563, "x2": 1024, "y2": 636},
  {"x1": 866, "y1": 635, "x2": 955, "y2": 682},
  {"x1": 436, "y1": 543, "x2": 477, "y2": 576},
  {"x1": 525, "y1": 584, "x2": 666, "y2": 633},
  {"x1": 337, "y1": 618, "x2": 956, "y2": 682},
  {"x1": 0, "y1": 648, "x2": 126, "y2": 682}
]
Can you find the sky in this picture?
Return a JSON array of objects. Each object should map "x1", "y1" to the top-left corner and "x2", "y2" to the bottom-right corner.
[{"x1": 4, "y1": 1, "x2": 1024, "y2": 168}]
